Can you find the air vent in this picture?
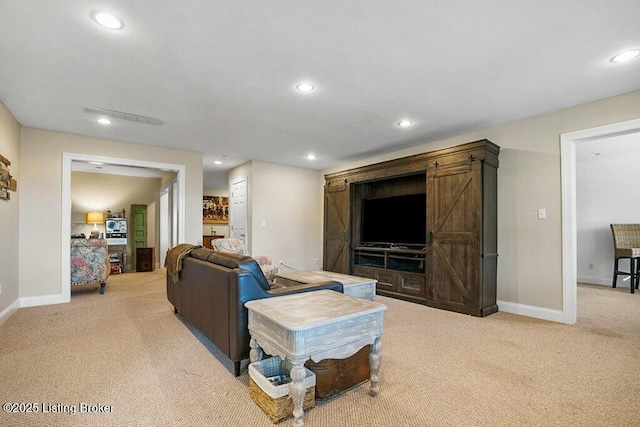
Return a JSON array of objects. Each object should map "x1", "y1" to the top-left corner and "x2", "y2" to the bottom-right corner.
[{"x1": 83, "y1": 106, "x2": 163, "y2": 125}]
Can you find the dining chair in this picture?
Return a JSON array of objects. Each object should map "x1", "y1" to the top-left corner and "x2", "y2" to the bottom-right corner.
[{"x1": 610, "y1": 224, "x2": 640, "y2": 293}]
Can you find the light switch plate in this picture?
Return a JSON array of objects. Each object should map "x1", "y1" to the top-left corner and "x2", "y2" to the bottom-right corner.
[{"x1": 538, "y1": 208, "x2": 547, "y2": 219}]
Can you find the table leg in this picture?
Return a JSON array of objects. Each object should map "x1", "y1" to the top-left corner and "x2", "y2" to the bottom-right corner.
[
  {"x1": 369, "y1": 337, "x2": 382, "y2": 396},
  {"x1": 289, "y1": 360, "x2": 307, "y2": 426},
  {"x1": 249, "y1": 338, "x2": 263, "y2": 363}
]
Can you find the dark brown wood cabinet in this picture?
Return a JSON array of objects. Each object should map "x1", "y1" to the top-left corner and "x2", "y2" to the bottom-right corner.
[
  {"x1": 135, "y1": 247, "x2": 154, "y2": 272},
  {"x1": 202, "y1": 235, "x2": 225, "y2": 249},
  {"x1": 323, "y1": 140, "x2": 499, "y2": 317}
]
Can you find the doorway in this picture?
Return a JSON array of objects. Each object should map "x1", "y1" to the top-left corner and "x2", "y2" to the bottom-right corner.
[
  {"x1": 560, "y1": 117, "x2": 640, "y2": 324},
  {"x1": 61, "y1": 153, "x2": 186, "y2": 302}
]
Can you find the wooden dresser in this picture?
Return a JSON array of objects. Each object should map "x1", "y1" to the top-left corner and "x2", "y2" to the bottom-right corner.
[{"x1": 202, "y1": 235, "x2": 225, "y2": 249}]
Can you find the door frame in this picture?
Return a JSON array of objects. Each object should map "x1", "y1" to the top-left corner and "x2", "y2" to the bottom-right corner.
[
  {"x1": 61, "y1": 153, "x2": 185, "y2": 302},
  {"x1": 560, "y1": 117, "x2": 640, "y2": 324}
]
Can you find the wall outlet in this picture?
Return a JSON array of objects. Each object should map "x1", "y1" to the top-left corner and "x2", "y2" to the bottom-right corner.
[
  {"x1": 589, "y1": 263, "x2": 594, "y2": 270},
  {"x1": 314, "y1": 258, "x2": 319, "y2": 266}
]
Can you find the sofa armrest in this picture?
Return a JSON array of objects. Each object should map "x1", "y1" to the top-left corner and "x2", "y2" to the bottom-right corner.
[{"x1": 265, "y1": 281, "x2": 343, "y2": 296}]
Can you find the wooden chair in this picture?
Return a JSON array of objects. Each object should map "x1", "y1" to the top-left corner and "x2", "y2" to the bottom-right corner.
[{"x1": 610, "y1": 224, "x2": 640, "y2": 293}]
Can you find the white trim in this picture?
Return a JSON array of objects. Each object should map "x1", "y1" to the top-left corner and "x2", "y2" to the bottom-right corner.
[
  {"x1": 578, "y1": 279, "x2": 634, "y2": 289},
  {"x1": 20, "y1": 294, "x2": 65, "y2": 308},
  {"x1": 497, "y1": 300, "x2": 564, "y2": 323},
  {"x1": 576, "y1": 277, "x2": 615, "y2": 287},
  {"x1": 62, "y1": 153, "x2": 186, "y2": 303},
  {"x1": 0, "y1": 299, "x2": 21, "y2": 326},
  {"x1": 560, "y1": 117, "x2": 640, "y2": 325}
]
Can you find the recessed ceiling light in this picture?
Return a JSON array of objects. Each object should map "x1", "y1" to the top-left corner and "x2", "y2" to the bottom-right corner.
[
  {"x1": 214, "y1": 160, "x2": 222, "y2": 165},
  {"x1": 306, "y1": 153, "x2": 316, "y2": 160},
  {"x1": 610, "y1": 49, "x2": 640, "y2": 63},
  {"x1": 296, "y1": 82, "x2": 315, "y2": 93},
  {"x1": 398, "y1": 120, "x2": 413, "y2": 127},
  {"x1": 97, "y1": 118, "x2": 111, "y2": 125},
  {"x1": 90, "y1": 10, "x2": 124, "y2": 30}
]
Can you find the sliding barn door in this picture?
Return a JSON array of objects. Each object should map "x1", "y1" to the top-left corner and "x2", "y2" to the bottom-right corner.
[
  {"x1": 426, "y1": 155, "x2": 483, "y2": 315},
  {"x1": 323, "y1": 179, "x2": 350, "y2": 274}
]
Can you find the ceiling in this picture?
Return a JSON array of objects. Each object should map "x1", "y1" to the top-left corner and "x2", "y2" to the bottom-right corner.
[
  {"x1": 1, "y1": 1, "x2": 639, "y2": 188},
  {"x1": 576, "y1": 132, "x2": 640, "y2": 163},
  {"x1": 71, "y1": 160, "x2": 168, "y2": 178}
]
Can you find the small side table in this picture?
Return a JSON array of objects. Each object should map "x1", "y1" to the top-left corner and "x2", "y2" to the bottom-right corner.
[
  {"x1": 245, "y1": 290, "x2": 387, "y2": 426},
  {"x1": 202, "y1": 235, "x2": 225, "y2": 249},
  {"x1": 275, "y1": 270, "x2": 377, "y2": 300}
]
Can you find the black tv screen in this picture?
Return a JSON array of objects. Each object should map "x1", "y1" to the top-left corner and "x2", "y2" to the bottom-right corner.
[{"x1": 362, "y1": 193, "x2": 426, "y2": 245}]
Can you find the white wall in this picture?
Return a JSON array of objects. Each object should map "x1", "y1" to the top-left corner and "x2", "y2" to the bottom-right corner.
[
  {"x1": 0, "y1": 101, "x2": 21, "y2": 320},
  {"x1": 229, "y1": 161, "x2": 323, "y2": 271},
  {"x1": 202, "y1": 187, "x2": 230, "y2": 237},
  {"x1": 251, "y1": 161, "x2": 323, "y2": 271},
  {"x1": 323, "y1": 89, "x2": 640, "y2": 314},
  {"x1": 577, "y1": 146, "x2": 640, "y2": 288},
  {"x1": 18, "y1": 127, "x2": 203, "y2": 303}
]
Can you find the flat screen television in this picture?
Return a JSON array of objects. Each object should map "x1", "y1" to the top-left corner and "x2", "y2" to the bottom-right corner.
[{"x1": 361, "y1": 193, "x2": 426, "y2": 246}]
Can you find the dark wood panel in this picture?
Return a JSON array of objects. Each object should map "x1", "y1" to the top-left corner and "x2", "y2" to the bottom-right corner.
[
  {"x1": 136, "y1": 247, "x2": 154, "y2": 272},
  {"x1": 324, "y1": 140, "x2": 499, "y2": 317},
  {"x1": 323, "y1": 185, "x2": 350, "y2": 274}
]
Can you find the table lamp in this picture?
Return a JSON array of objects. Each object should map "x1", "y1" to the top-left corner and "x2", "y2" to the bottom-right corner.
[{"x1": 86, "y1": 211, "x2": 105, "y2": 238}]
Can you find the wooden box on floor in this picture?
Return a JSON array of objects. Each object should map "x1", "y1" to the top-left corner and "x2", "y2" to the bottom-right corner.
[
  {"x1": 248, "y1": 357, "x2": 315, "y2": 423},
  {"x1": 305, "y1": 346, "x2": 370, "y2": 400}
]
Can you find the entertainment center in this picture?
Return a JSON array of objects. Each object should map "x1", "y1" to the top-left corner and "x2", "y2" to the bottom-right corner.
[{"x1": 323, "y1": 140, "x2": 499, "y2": 317}]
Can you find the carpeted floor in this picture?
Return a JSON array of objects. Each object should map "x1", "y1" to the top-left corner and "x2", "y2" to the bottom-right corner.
[{"x1": 0, "y1": 270, "x2": 639, "y2": 426}]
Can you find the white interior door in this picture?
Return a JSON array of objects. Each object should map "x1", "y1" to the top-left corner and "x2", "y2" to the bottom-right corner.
[{"x1": 231, "y1": 177, "x2": 247, "y2": 244}]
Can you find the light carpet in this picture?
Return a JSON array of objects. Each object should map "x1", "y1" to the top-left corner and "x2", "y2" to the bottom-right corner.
[{"x1": 0, "y1": 270, "x2": 638, "y2": 426}]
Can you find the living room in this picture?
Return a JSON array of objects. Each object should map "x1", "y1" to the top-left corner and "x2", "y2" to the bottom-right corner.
[{"x1": 1, "y1": 2, "x2": 640, "y2": 425}]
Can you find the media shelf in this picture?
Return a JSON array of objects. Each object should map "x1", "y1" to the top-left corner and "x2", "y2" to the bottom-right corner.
[
  {"x1": 354, "y1": 247, "x2": 425, "y2": 273},
  {"x1": 353, "y1": 246, "x2": 426, "y2": 303}
]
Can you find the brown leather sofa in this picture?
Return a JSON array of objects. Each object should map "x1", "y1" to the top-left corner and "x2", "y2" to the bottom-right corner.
[{"x1": 166, "y1": 247, "x2": 343, "y2": 376}]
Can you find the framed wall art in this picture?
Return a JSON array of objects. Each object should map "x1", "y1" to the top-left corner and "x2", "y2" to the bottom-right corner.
[
  {"x1": 203, "y1": 195, "x2": 229, "y2": 224},
  {"x1": 0, "y1": 154, "x2": 16, "y2": 201}
]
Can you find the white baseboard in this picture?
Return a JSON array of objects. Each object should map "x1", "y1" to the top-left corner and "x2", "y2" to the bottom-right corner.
[
  {"x1": 577, "y1": 276, "x2": 611, "y2": 286},
  {"x1": 497, "y1": 300, "x2": 564, "y2": 323},
  {"x1": 20, "y1": 294, "x2": 66, "y2": 308},
  {"x1": 0, "y1": 299, "x2": 21, "y2": 326}
]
